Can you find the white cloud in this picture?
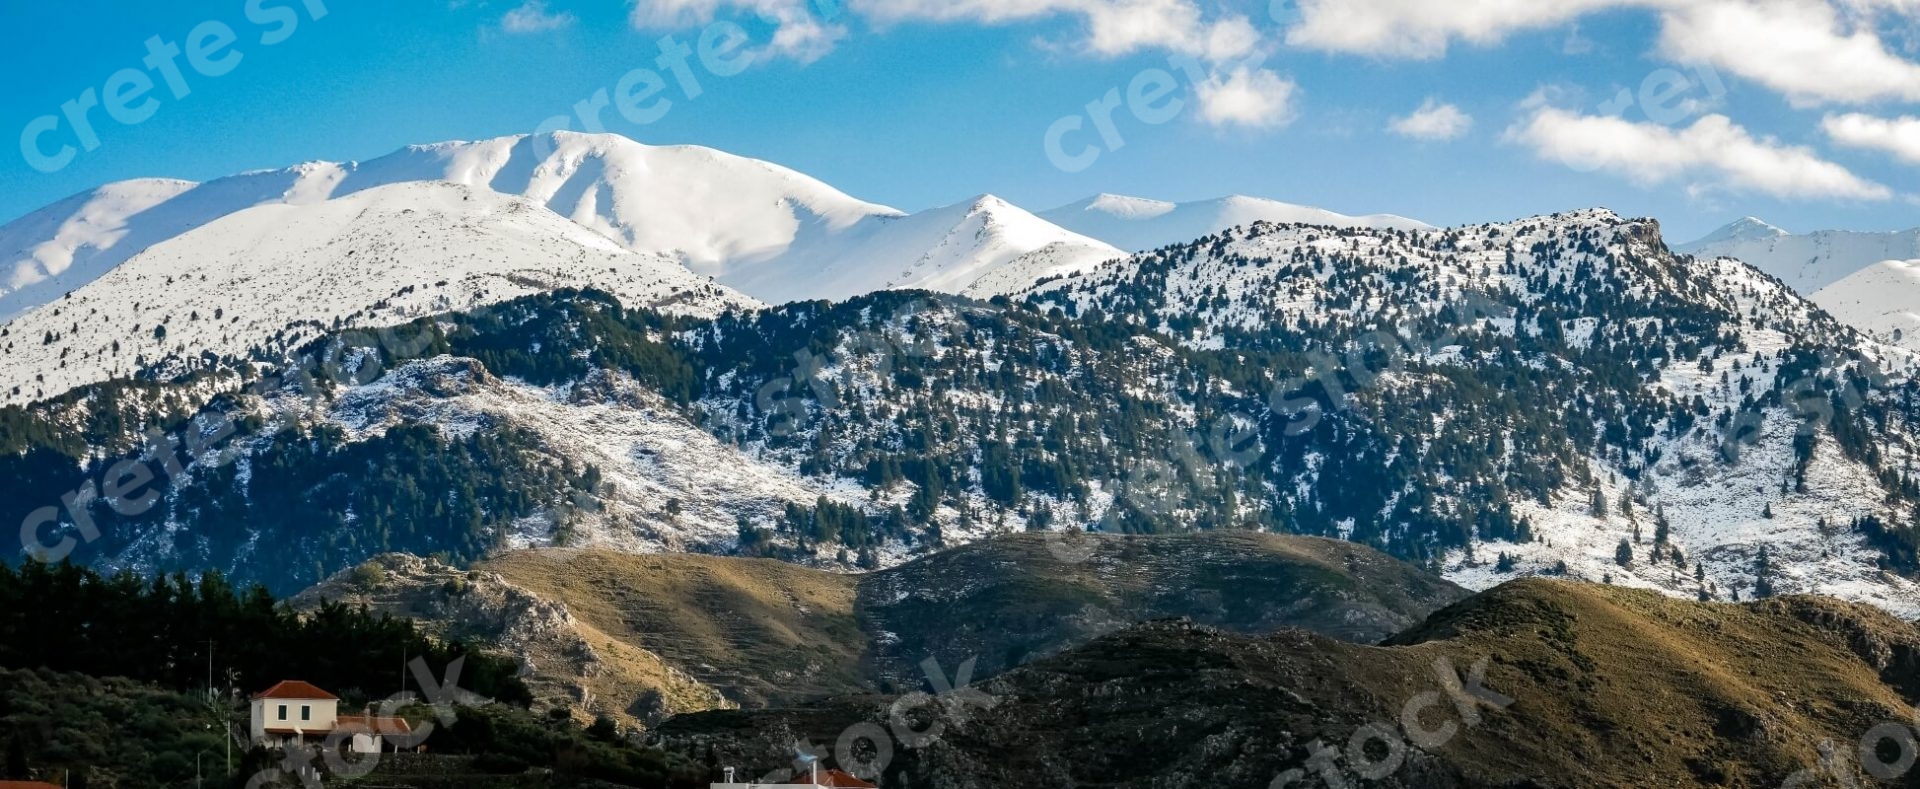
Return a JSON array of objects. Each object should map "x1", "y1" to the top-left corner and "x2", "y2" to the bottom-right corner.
[
  {"x1": 857, "y1": 0, "x2": 1260, "y2": 60},
  {"x1": 1285, "y1": 0, "x2": 1920, "y2": 105},
  {"x1": 857, "y1": 0, "x2": 1290, "y2": 128},
  {"x1": 1507, "y1": 105, "x2": 1892, "y2": 200},
  {"x1": 502, "y1": 0, "x2": 577, "y2": 33},
  {"x1": 1655, "y1": 0, "x2": 1920, "y2": 105},
  {"x1": 631, "y1": 0, "x2": 1261, "y2": 61},
  {"x1": 1285, "y1": 0, "x2": 1631, "y2": 58},
  {"x1": 1194, "y1": 65, "x2": 1299, "y2": 128},
  {"x1": 1389, "y1": 99, "x2": 1473, "y2": 140},
  {"x1": 629, "y1": 0, "x2": 1296, "y2": 127},
  {"x1": 1824, "y1": 112, "x2": 1920, "y2": 164},
  {"x1": 630, "y1": 0, "x2": 846, "y2": 62}
]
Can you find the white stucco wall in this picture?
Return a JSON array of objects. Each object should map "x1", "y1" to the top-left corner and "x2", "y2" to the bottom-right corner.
[{"x1": 250, "y1": 697, "x2": 339, "y2": 742}]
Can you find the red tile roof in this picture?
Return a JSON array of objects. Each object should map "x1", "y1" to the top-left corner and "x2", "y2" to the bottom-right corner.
[
  {"x1": 253, "y1": 680, "x2": 340, "y2": 700},
  {"x1": 334, "y1": 714, "x2": 413, "y2": 735},
  {"x1": 813, "y1": 770, "x2": 875, "y2": 789}
]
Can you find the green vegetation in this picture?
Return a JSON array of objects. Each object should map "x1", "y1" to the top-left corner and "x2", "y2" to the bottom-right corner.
[
  {"x1": 0, "y1": 559, "x2": 528, "y2": 705},
  {"x1": 0, "y1": 667, "x2": 222, "y2": 789}
]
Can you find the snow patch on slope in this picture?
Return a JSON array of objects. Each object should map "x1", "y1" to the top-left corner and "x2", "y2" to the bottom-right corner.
[
  {"x1": 1814, "y1": 259, "x2": 1920, "y2": 352},
  {"x1": 1031, "y1": 210, "x2": 1920, "y2": 615},
  {"x1": 327, "y1": 355, "x2": 858, "y2": 555},
  {"x1": 0, "y1": 181, "x2": 751, "y2": 405}
]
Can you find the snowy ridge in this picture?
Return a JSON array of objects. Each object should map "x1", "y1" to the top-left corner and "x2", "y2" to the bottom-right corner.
[
  {"x1": 1040, "y1": 193, "x2": 1434, "y2": 253},
  {"x1": 1029, "y1": 209, "x2": 1920, "y2": 615},
  {"x1": 1814, "y1": 259, "x2": 1920, "y2": 352},
  {"x1": 322, "y1": 356, "x2": 864, "y2": 556},
  {"x1": 0, "y1": 132, "x2": 1120, "y2": 316},
  {"x1": 0, "y1": 181, "x2": 751, "y2": 404},
  {"x1": 1679, "y1": 218, "x2": 1920, "y2": 295}
]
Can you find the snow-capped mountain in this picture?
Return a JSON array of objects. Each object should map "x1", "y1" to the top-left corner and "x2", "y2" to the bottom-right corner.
[
  {"x1": 0, "y1": 174, "x2": 329, "y2": 324},
  {"x1": 713, "y1": 193, "x2": 1121, "y2": 304},
  {"x1": 1814, "y1": 259, "x2": 1920, "y2": 352},
  {"x1": 1678, "y1": 217, "x2": 1920, "y2": 295},
  {"x1": 17, "y1": 208, "x2": 1920, "y2": 617},
  {"x1": 0, "y1": 181, "x2": 750, "y2": 404},
  {"x1": 0, "y1": 132, "x2": 1119, "y2": 320},
  {"x1": 1026, "y1": 209, "x2": 1920, "y2": 614},
  {"x1": 1039, "y1": 193, "x2": 1433, "y2": 253}
]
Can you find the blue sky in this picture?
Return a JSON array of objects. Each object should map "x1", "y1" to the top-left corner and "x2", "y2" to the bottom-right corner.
[{"x1": 3, "y1": 0, "x2": 1917, "y2": 241}]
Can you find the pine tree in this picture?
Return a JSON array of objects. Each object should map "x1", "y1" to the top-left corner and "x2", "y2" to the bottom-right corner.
[
  {"x1": 1753, "y1": 547, "x2": 1776, "y2": 598},
  {"x1": 1615, "y1": 539, "x2": 1633, "y2": 568}
]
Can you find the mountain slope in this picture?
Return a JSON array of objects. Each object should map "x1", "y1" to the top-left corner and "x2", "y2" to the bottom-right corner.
[
  {"x1": 1024, "y1": 209, "x2": 1920, "y2": 612},
  {"x1": 0, "y1": 133, "x2": 1119, "y2": 322},
  {"x1": 0, "y1": 167, "x2": 358, "y2": 323},
  {"x1": 1678, "y1": 218, "x2": 1920, "y2": 295},
  {"x1": 295, "y1": 533, "x2": 1463, "y2": 729},
  {"x1": 13, "y1": 210, "x2": 1920, "y2": 622},
  {"x1": 659, "y1": 579, "x2": 1920, "y2": 788},
  {"x1": 857, "y1": 531, "x2": 1468, "y2": 690},
  {"x1": 0, "y1": 181, "x2": 751, "y2": 404},
  {"x1": 711, "y1": 193, "x2": 1121, "y2": 304},
  {"x1": 1813, "y1": 259, "x2": 1920, "y2": 352},
  {"x1": 1040, "y1": 193, "x2": 1433, "y2": 252}
]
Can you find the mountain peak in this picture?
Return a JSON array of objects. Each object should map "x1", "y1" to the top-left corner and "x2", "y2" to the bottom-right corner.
[{"x1": 1691, "y1": 216, "x2": 1789, "y2": 247}]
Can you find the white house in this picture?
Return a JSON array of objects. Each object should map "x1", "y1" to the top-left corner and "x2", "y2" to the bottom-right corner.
[{"x1": 250, "y1": 680, "x2": 414, "y2": 754}]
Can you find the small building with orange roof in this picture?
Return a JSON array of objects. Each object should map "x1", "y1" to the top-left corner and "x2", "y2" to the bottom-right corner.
[{"x1": 249, "y1": 680, "x2": 413, "y2": 754}]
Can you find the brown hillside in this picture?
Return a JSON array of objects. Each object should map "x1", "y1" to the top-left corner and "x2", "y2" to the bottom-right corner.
[{"x1": 660, "y1": 579, "x2": 1920, "y2": 789}]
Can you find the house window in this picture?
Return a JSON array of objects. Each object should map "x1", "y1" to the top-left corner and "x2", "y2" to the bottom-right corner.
[
  {"x1": 278, "y1": 704, "x2": 288, "y2": 721},
  {"x1": 301, "y1": 705, "x2": 311, "y2": 721}
]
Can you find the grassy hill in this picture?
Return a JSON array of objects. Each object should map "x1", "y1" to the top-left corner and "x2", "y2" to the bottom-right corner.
[
  {"x1": 485, "y1": 549, "x2": 867, "y2": 710},
  {"x1": 858, "y1": 531, "x2": 1466, "y2": 690},
  {"x1": 661, "y1": 578, "x2": 1920, "y2": 788},
  {"x1": 299, "y1": 532, "x2": 1467, "y2": 730}
]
